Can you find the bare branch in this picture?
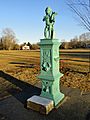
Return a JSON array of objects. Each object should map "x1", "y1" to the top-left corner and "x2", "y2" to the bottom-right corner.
[{"x1": 67, "y1": 0, "x2": 90, "y2": 31}]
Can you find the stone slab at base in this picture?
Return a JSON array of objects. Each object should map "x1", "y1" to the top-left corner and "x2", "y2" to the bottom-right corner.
[{"x1": 27, "y1": 95, "x2": 54, "y2": 114}]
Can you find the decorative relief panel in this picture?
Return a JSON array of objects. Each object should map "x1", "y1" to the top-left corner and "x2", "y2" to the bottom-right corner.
[
  {"x1": 41, "y1": 49, "x2": 51, "y2": 72},
  {"x1": 42, "y1": 80, "x2": 52, "y2": 93}
]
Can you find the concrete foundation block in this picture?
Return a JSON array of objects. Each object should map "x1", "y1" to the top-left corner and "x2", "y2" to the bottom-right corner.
[{"x1": 27, "y1": 95, "x2": 54, "y2": 114}]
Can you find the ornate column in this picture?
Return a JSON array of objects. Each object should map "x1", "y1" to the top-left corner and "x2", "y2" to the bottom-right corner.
[
  {"x1": 38, "y1": 38, "x2": 64, "y2": 106},
  {"x1": 27, "y1": 7, "x2": 65, "y2": 114}
]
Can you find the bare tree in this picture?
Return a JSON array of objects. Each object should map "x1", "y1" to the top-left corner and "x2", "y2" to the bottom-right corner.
[
  {"x1": 0, "y1": 38, "x2": 3, "y2": 50},
  {"x1": 67, "y1": 0, "x2": 90, "y2": 31},
  {"x1": 1, "y1": 28, "x2": 17, "y2": 50}
]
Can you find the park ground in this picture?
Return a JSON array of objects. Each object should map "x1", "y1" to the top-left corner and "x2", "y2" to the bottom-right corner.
[{"x1": 0, "y1": 49, "x2": 90, "y2": 120}]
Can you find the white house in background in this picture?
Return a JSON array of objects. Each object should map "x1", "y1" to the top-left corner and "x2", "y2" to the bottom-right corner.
[{"x1": 22, "y1": 44, "x2": 30, "y2": 50}]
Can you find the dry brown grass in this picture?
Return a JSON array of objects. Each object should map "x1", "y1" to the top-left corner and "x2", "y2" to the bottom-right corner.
[
  {"x1": 60, "y1": 49, "x2": 90, "y2": 53},
  {"x1": 0, "y1": 50, "x2": 90, "y2": 100}
]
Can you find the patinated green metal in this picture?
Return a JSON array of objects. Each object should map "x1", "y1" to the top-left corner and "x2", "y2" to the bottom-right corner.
[
  {"x1": 38, "y1": 7, "x2": 64, "y2": 106},
  {"x1": 43, "y1": 7, "x2": 57, "y2": 39}
]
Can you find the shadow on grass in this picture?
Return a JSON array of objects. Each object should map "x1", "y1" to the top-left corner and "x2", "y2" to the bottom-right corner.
[
  {"x1": 86, "y1": 111, "x2": 90, "y2": 120},
  {"x1": 60, "y1": 58, "x2": 89, "y2": 63},
  {"x1": 0, "y1": 71, "x2": 90, "y2": 119},
  {"x1": 60, "y1": 53, "x2": 89, "y2": 59},
  {"x1": 9, "y1": 62, "x2": 27, "y2": 65},
  {"x1": 0, "y1": 70, "x2": 41, "y2": 106},
  {"x1": 10, "y1": 62, "x2": 35, "y2": 68}
]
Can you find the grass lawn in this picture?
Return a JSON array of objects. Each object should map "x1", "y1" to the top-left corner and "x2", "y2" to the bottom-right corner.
[{"x1": 0, "y1": 50, "x2": 90, "y2": 100}]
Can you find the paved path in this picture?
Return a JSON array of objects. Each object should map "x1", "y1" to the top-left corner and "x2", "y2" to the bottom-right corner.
[{"x1": 0, "y1": 85, "x2": 90, "y2": 120}]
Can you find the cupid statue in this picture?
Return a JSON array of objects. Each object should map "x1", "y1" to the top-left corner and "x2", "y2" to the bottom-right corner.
[{"x1": 43, "y1": 7, "x2": 57, "y2": 39}]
